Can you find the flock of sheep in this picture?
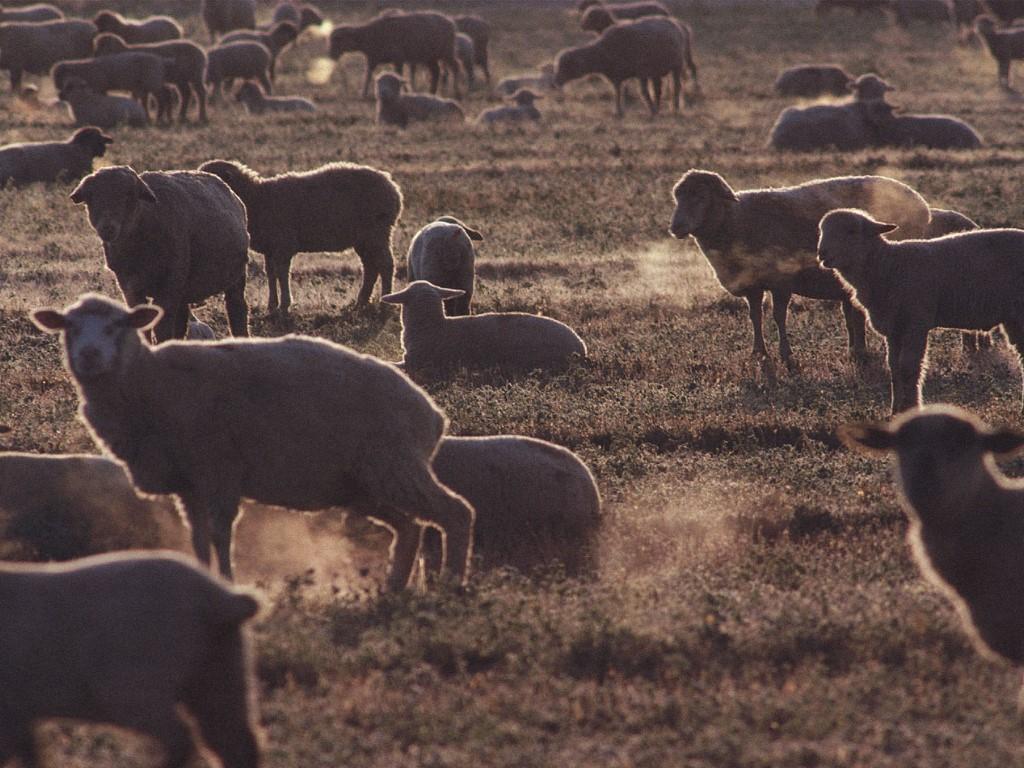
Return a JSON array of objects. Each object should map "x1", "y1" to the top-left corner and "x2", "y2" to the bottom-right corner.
[{"x1": 8, "y1": 0, "x2": 1024, "y2": 765}]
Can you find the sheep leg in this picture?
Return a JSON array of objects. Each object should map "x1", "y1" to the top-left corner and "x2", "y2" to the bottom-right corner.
[
  {"x1": 894, "y1": 330, "x2": 928, "y2": 413},
  {"x1": 770, "y1": 288, "x2": 795, "y2": 369},
  {"x1": 842, "y1": 299, "x2": 869, "y2": 364},
  {"x1": 744, "y1": 289, "x2": 769, "y2": 359},
  {"x1": 1000, "y1": 319, "x2": 1024, "y2": 411},
  {"x1": 371, "y1": 507, "x2": 424, "y2": 591},
  {"x1": 224, "y1": 281, "x2": 249, "y2": 337}
]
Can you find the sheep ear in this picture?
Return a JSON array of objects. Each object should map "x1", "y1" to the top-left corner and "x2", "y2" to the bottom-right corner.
[
  {"x1": 30, "y1": 309, "x2": 67, "y2": 332},
  {"x1": 982, "y1": 428, "x2": 1024, "y2": 457},
  {"x1": 122, "y1": 305, "x2": 162, "y2": 330},
  {"x1": 838, "y1": 422, "x2": 896, "y2": 455}
]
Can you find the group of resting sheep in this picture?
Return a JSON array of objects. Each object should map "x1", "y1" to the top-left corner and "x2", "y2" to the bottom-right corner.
[{"x1": 10, "y1": 1, "x2": 1024, "y2": 767}]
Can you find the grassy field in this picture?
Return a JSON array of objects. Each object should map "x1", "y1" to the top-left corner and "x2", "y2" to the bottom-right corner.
[{"x1": 6, "y1": 0, "x2": 1024, "y2": 765}]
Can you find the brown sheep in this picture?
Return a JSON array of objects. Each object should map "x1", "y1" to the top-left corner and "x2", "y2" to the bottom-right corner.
[
  {"x1": 202, "y1": 0, "x2": 255, "y2": 42},
  {"x1": 0, "y1": 126, "x2": 112, "y2": 187},
  {"x1": 222, "y1": 20, "x2": 298, "y2": 80},
  {"x1": 92, "y1": 10, "x2": 181, "y2": 45},
  {"x1": 0, "y1": 18, "x2": 96, "y2": 92}
]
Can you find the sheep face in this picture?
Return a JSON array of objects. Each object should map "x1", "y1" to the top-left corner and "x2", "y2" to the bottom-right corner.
[
  {"x1": 71, "y1": 127, "x2": 114, "y2": 158},
  {"x1": 669, "y1": 171, "x2": 738, "y2": 238},
  {"x1": 70, "y1": 167, "x2": 158, "y2": 244},
  {"x1": 816, "y1": 209, "x2": 896, "y2": 273},
  {"x1": 328, "y1": 26, "x2": 357, "y2": 59}
]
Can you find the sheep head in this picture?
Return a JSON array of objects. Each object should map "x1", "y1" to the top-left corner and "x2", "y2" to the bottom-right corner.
[
  {"x1": 70, "y1": 127, "x2": 115, "y2": 158},
  {"x1": 669, "y1": 170, "x2": 738, "y2": 238},
  {"x1": 70, "y1": 167, "x2": 157, "y2": 244},
  {"x1": 816, "y1": 208, "x2": 896, "y2": 273}
]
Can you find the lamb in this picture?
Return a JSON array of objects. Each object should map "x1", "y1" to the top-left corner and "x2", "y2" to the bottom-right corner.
[
  {"x1": 375, "y1": 72, "x2": 465, "y2": 128},
  {"x1": 406, "y1": 216, "x2": 483, "y2": 316},
  {"x1": 580, "y1": 4, "x2": 668, "y2": 33},
  {"x1": 893, "y1": 0, "x2": 955, "y2": 24},
  {"x1": 69, "y1": 166, "x2": 250, "y2": 342},
  {"x1": 774, "y1": 64, "x2": 854, "y2": 98},
  {"x1": 202, "y1": 0, "x2": 255, "y2": 42},
  {"x1": 554, "y1": 16, "x2": 697, "y2": 116},
  {"x1": 868, "y1": 102, "x2": 983, "y2": 148},
  {"x1": 198, "y1": 159, "x2": 402, "y2": 311},
  {"x1": 975, "y1": 15, "x2": 1024, "y2": 88},
  {"x1": 271, "y1": 2, "x2": 324, "y2": 33},
  {"x1": 328, "y1": 11, "x2": 461, "y2": 98},
  {"x1": 455, "y1": 15, "x2": 491, "y2": 86},
  {"x1": 58, "y1": 77, "x2": 148, "y2": 129},
  {"x1": 817, "y1": 208, "x2": 1024, "y2": 412},
  {"x1": 0, "y1": 3, "x2": 61, "y2": 23},
  {"x1": 494, "y1": 63, "x2": 557, "y2": 97},
  {"x1": 0, "y1": 550, "x2": 260, "y2": 768},
  {"x1": 815, "y1": 0, "x2": 891, "y2": 14},
  {"x1": 92, "y1": 10, "x2": 182, "y2": 45},
  {"x1": 668, "y1": 170, "x2": 933, "y2": 368},
  {"x1": 577, "y1": 0, "x2": 671, "y2": 20},
  {"x1": 839, "y1": 405, "x2": 1024, "y2": 704},
  {"x1": 0, "y1": 18, "x2": 96, "y2": 92},
  {"x1": 477, "y1": 88, "x2": 543, "y2": 124},
  {"x1": 206, "y1": 40, "x2": 273, "y2": 102},
  {"x1": 235, "y1": 80, "x2": 315, "y2": 114},
  {"x1": 51, "y1": 52, "x2": 171, "y2": 124},
  {"x1": 382, "y1": 280, "x2": 587, "y2": 371},
  {"x1": 31, "y1": 293, "x2": 477, "y2": 590},
  {"x1": 222, "y1": 21, "x2": 299, "y2": 81},
  {"x1": 0, "y1": 126, "x2": 112, "y2": 187}
]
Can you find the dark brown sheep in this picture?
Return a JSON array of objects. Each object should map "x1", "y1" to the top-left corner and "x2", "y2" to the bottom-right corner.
[
  {"x1": 92, "y1": 10, "x2": 181, "y2": 45},
  {"x1": 0, "y1": 18, "x2": 96, "y2": 92},
  {"x1": 222, "y1": 21, "x2": 298, "y2": 80},
  {"x1": 202, "y1": 0, "x2": 255, "y2": 42},
  {"x1": 0, "y1": 126, "x2": 112, "y2": 186}
]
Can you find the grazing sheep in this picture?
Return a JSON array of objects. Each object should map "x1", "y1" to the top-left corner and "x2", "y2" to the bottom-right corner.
[
  {"x1": 817, "y1": 208, "x2": 1024, "y2": 412},
  {"x1": 92, "y1": 11, "x2": 181, "y2": 45},
  {"x1": 577, "y1": 0, "x2": 671, "y2": 19},
  {"x1": 93, "y1": 33, "x2": 209, "y2": 124},
  {"x1": 328, "y1": 11, "x2": 461, "y2": 98},
  {"x1": 59, "y1": 77, "x2": 148, "y2": 129},
  {"x1": 975, "y1": 15, "x2": 1024, "y2": 88},
  {"x1": 382, "y1": 280, "x2": 587, "y2": 372},
  {"x1": 206, "y1": 40, "x2": 272, "y2": 102},
  {"x1": 477, "y1": 88, "x2": 543, "y2": 124},
  {"x1": 406, "y1": 216, "x2": 483, "y2": 316},
  {"x1": 235, "y1": 80, "x2": 315, "y2": 114},
  {"x1": 669, "y1": 170, "x2": 932, "y2": 368},
  {"x1": 455, "y1": 15, "x2": 490, "y2": 86},
  {"x1": 815, "y1": 0, "x2": 892, "y2": 13},
  {"x1": 375, "y1": 72, "x2": 465, "y2": 128},
  {"x1": 0, "y1": 127, "x2": 111, "y2": 187},
  {"x1": 893, "y1": 0, "x2": 955, "y2": 23},
  {"x1": 70, "y1": 166, "x2": 250, "y2": 342},
  {"x1": 202, "y1": 0, "x2": 255, "y2": 42},
  {"x1": 840, "y1": 405, "x2": 1024, "y2": 702},
  {"x1": 52, "y1": 52, "x2": 172, "y2": 124},
  {"x1": 867, "y1": 102, "x2": 983, "y2": 148},
  {"x1": 0, "y1": 3, "x2": 60, "y2": 23},
  {"x1": 222, "y1": 21, "x2": 298, "y2": 81},
  {"x1": 774, "y1": 64, "x2": 854, "y2": 98},
  {"x1": 31, "y1": 293, "x2": 476, "y2": 590},
  {"x1": 198, "y1": 159, "x2": 402, "y2": 311},
  {"x1": 0, "y1": 550, "x2": 260, "y2": 768},
  {"x1": 0, "y1": 19, "x2": 96, "y2": 92},
  {"x1": 421, "y1": 435, "x2": 602, "y2": 577},
  {"x1": 271, "y1": 2, "x2": 324, "y2": 32},
  {"x1": 494, "y1": 63, "x2": 557, "y2": 97},
  {"x1": 554, "y1": 16, "x2": 697, "y2": 116}
]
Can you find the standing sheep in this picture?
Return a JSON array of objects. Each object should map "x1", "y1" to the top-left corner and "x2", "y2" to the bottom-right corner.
[
  {"x1": 198, "y1": 159, "x2": 402, "y2": 311},
  {"x1": 206, "y1": 40, "x2": 273, "y2": 102},
  {"x1": 383, "y1": 280, "x2": 587, "y2": 372},
  {"x1": 0, "y1": 19, "x2": 96, "y2": 92},
  {"x1": 58, "y1": 77, "x2": 148, "y2": 129},
  {"x1": 0, "y1": 127, "x2": 112, "y2": 187},
  {"x1": 92, "y1": 11, "x2": 182, "y2": 45},
  {"x1": 455, "y1": 15, "x2": 491, "y2": 86},
  {"x1": 975, "y1": 15, "x2": 1024, "y2": 88},
  {"x1": 0, "y1": 551, "x2": 261, "y2": 768},
  {"x1": 477, "y1": 89, "x2": 543, "y2": 124},
  {"x1": 202, "y1": 0, "x2": 255, "y2": 42},
  {"x1": 31, "y1": 294, "x2": 476, "y2": 590},
  {"x1": 375, "y1": 72, "x2": 465, "y2": 128},
  {"x1": 668, "y1": 170, "x2": 932, "y2": 368},
  {"x1": 235, "y1": 80, "x2": 315, "y2": 114},
  {"x1": 817, "y1": 208, "x2": 1024, "y2": 412},
  {"x1": 222, "y1": 21, "x2": 299, "y2": 81},
  {"x1": 69, "y1": 166, "x2": 250, "y2": 342},
  {"x1": 774, "y1": 64, "x2": 854, "y2": 98},
  {"x1": 406, "y1": 216, "x2": 483, "y2": 316},
  {"x1": 0, "y1": 3, "x2": 61, "y2": 23}
]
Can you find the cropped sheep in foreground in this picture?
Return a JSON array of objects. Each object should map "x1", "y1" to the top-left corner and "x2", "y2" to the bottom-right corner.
[
  {"x1": 495, "y1": 64, "x2": 557, "y2": 97},
  {"x1": 817, "y1": 208, "x2": 1024, "y2": 412},
  {"x1": 222, "y1": 21, "x2": 299, "y2": 81},
  {"x1": 0, "y1": 551, "x2": 260, "y2": 768},
  {"x1": 52, "y1": 52, "x2": 171, "y2": 124},
  {"x1": 31, "y1": 294, "x2": 476, "y2": 590},
  {"x1": 0, "y1": 3, "x2": 61, "y2": 23},
  {"x1": 235, "y1": 80, "x2": 315, "y2": 114},
  {"x1": 0, "y1": 126, "x2": 111, "y2": 187},
  {"x1": 477, "y1": 89, "x2": 542, "y2": 124},
  {"x1": 92, "y1": 10, "x2": 181, "y2": 45},
  {"x1": 669, "y1": 170, "x2": 932, "y2": 368},
  {"x1": 70, "y1": 166, "x2": 250, "y2": 341},
  {"x1": 206, "y1": 40, "x2": 273, "y2": 102},
  {"x1": 375, "y1": 72, "x2": 465, "y2": 128},
  {"x1": 840, "y1": 405, "x2": 1024, "y2": 704},
  {"x1": 975, "y1": 15, "x2": 1024, "y2": 89},
  {"x1": 383, "y1": 281, "x2": 587, "y2": 371},
  {"x1": 272, "y1": 2, "x2": 324, "y2": 33},
  {"x1": 59, "y1": 77, "x2": 148, "y2": 129},
  {"x1": 202, "y1": 0, "x2": 255, "y2": 42},
  {"x1": 406, "y1": 216, "x2": 483, "y2": 316},
  {"x1": 455, "y1": 15, "x2": 490, "y2": 86},
  {"x1": 0, "y1": 18, "x2": 96, "y2": 92},
  {"x1": 774, "y1": 64, "x2": 854, "y2": 98},
  {"x1": 199, "y1": 159, "x2": 402, "y2": 311}
]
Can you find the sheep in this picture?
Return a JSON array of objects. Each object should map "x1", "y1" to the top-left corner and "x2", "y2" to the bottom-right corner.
[
  {"x1": 668, "y1": 170, "x2": 933, "y2": 369},
  {"x1": 222, "y1": 21, "x2": 299, "y2": 81},
  {"x1": 375, "y1": 72, "x2": 465, "y2": 128},
  {"x1": 198, "y1": 159, "x2": 402, "y2": 311},
  {"x1": 58, "y1": 77, "x2": 148, "y2": 129},
  {"x1": 476, "y1": 88, "x2": 543, "y2": 124},
  {"x1": 92, "y1": 10, "x2": 182, "y2": 45},
  {"x1": 577, "y1": 0, "x2": 671, "y2": 20},
  {"x1": 0, "y1": 550, "x2": 260, "y2": 768},
  {"x1": 382, "y1": 280, "x2": 587, "y2": 372},
  {"x1": 271, "y1": 2, "x2": 324, "y2": 33},
  {"x1": 455, "y1": 15, "x2": 491, "y2": 86},
  {"x1": 975, "y1": 15, "x2": 1024, "y2": 88},
  {"x1": 69, "y1": 166, "x2": 250, "y2": 342},
  {"x1": 51, "y1": 52, "x2": 171, "y2": 124},
  {"x1": 893, "y1": 0, "x2": 956, "y2": 24},
  {"x1": 0, "y1": 3, "x2": 60, "y2": 23},
  {"x1": 839, "y1": 404, "x2": 1024, "y2": 705},
  {"x1": 817, "y1": 208, "x2": 1024, "y2": 412},
  {"x1": 420, "y1": 435, "x2": 602, "y2": 577},
  {"x1": 867, "y1": 102, "x2": 984, "y2": 148},
  {"x1": 406, "y1": 216, "x2": 483, "y2": 316},
  {"x1": 30, "y1": 293, "x2": 477, "y2": 590},
  {"x1": 328, "y1": 11, "x2": 461, "y2": 98},
  {"x1": 93, "y1": 33, "x2": 209, "y2": 124},
  {"x1": 235, "y1": 80, "x2": 315, "y2": 114},
  {"x1": 206, "y1": 40, "x2": 273, "y2": 103},
  {"x1": 202, "y1": 0, "x2": 255, "y2": 42},
  {"x1": 0, "y1": 126, "x2": 112, "y2": 187},
  {"x1": 494, "y1": 63, "x2": 557, "y2": 97},
  {"x1": 0, "y1": 19, "x2": 96, "y2": 92},
  {"x1": 774, "y1": 64, "x2": 854, "y2": 98},
  {"x1": 554, "y1": 16, "x2": 697, "y2": 117},
  {"x1": 815, "y1": 0, "x2": 891, "y2": 14}
]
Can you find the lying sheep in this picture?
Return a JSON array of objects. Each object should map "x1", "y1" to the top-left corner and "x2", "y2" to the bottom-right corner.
[
  {"x1": 92, "y1": 10, "x2": 181, "y2": 45},
  {"x1": 554, "y1": 16, "x2": 697, "y2": 116},
  {"x1": 235, "y1": 80, "x2": 315, "y2": 114},
  {"x1": 774, "y1": 64, "x2": 854, "y2": 98},
  {"x1": 198, "y1": 159, "x2": 402, "y2": 311},
  {"x1": 0, "y1": 551, "x2": 260, "y2": 768},
  {"x1": 477, "y1": 88, "x2": 542, "y2": 124},
  {"x1": 840, "y1": 405, "x2": 1024, "y2": 704},
  {"x1": 59, "y1": 77, "x2": 148, "y2": 129},
  {"x1": 383, "y1": 280, "x2": 587, "y2": 371},
  {"x1": 376, "y1": 72, "x2": 465, "y2": 128},
  {"x1": 818, "y1": 208, "x2": 1024, "y2": 412},
  {"x1": 0, "y1": 18, "x2": 96, "y2": 92},
  {"x1": 494, "y1": 63, "x2": 557, "y2": 97},
  {"x1": 815, "y1": 0, "x2": 891, "y2": 13},
  {"x1": 202, "y1": 0, "x2": 255, "y2": 42},
  {"x1": 52, "y1": 52, "x2": 171, "y2": 124},
  {"x1": 31, "y1": 293, "x2": 476, "y2": 590},
  {"x1": 70, "y1": 166, "x2": 250, "y2": 341},
  {"x1": 893, "y1": 0, "x2": 955, "y2": 24},
  {"x1": 577, "y1": 0, "x2": 670, "y2": 19},
  {"x1": 669, "y1": 170, "x2": 932, "y2": 368},
  {"x1": 868, "y1": 102, "x2": 983, "y2": 148},
  {"x1": 975, "y1": 15, "x2": 1024, "y2": 88},
  {"x1": 0, "y1": 126, "x2": 111, "y2": 187},
  {"x1": 222, "y1": 21, "x2": 298, "y2": 81},
  {"x1": 206, "y1": 40, "x2": 272, "y2": 102},
  {"x1": 272, "y1": 2, "x2": 324, "y2": 32},
  {"x1": 455, "y1": 15, "x2": 490, "y2": 86},
  {"x1": 406, "y1": 216, "x2": 483, "y2": 316}
]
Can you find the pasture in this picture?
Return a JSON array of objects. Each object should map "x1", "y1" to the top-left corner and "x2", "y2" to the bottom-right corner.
[{"x1": 3, "y1": 0, "x2": 1024, "y2": 765}]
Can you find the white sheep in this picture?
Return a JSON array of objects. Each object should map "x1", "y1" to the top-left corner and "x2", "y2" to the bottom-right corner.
[
  {"x1": 406, "y1": 215, "x2": 483, "y2": 316},
  {"x1": 476, "y1": 89, "x2": 542, "y2": 124}
]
